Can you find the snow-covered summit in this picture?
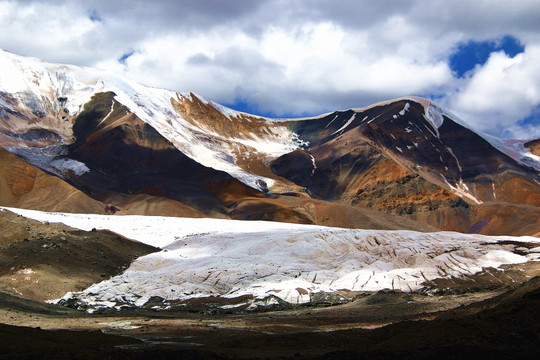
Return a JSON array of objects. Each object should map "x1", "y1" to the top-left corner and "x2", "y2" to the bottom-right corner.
[{"x1": 0, "y1": 49, "x2": 304, "y2": 190}]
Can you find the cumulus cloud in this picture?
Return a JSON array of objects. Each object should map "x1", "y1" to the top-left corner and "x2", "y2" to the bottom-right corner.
[
  {"x1": 0, "y1": 0, "x2": 539, "y2": 138},
  {"x1": 445, "y1": 46, "x2": 540, "y2": 138}
]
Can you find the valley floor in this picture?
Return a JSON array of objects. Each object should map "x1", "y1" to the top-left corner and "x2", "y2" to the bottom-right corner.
[{"x1": 1, "y1": 271, "x2": 539, "y2": 359}]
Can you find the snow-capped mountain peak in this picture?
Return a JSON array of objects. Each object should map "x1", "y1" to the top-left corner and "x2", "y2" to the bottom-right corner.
[
  {"x1": 0, "y1": 50, "x2": 539, "y2": 232},
  {"x1": 0, "y1": 49, "x2": 305, "y2": 190}
]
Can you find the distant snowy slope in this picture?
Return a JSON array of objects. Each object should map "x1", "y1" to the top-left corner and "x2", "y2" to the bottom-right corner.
[{"x1": 3, "y1": 207, "x2": 538, "y2": 310}]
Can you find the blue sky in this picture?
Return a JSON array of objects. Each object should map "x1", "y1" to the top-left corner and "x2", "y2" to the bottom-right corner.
[
  {"x1": 0, "y1": 0, "x2": 539, "y2": 139},
  {"x1": 449, "y1": 36, "x2": 525, "y2": 78}
]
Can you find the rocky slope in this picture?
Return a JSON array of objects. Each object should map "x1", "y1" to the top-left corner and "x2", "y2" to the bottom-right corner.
[
  {"x1": 0, "y1": 208, "x2": 157, "y2": 301},
  {"x1": 0, "y1": 49, "x2": 539, "y2": 235}
]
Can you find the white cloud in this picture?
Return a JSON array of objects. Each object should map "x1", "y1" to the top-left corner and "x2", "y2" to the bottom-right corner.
[
  {"x1": 0, "y1": 1, "x2": 104, "y2": 64},
  {"x1": 446, "y1": 46, "x2": 540, "y2": 138},
  {"x1": 0, "y1": 0, "x2": 539, "y2": 138}
]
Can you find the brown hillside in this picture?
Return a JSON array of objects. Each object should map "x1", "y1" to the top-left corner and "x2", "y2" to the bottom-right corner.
[{"x1": 0, "y1": 148, "x2": 107, "y2": 214}]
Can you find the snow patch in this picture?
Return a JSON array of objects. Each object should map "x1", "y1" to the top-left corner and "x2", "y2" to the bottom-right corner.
[
  {"x1": 97, "y1": 101, "x2": 116, "y2": 127},
  {"x1": 446, "y1": 146, "x2": 463, "y2": 173},
  {"x1": 424, "y1": 102, "x2": 444, "y2": 130},
  {"x1": 399, "y1": 102, "x2": 410, "y2": 116},
  {"x1": 367, "y1": 114, "x2": 382, "y2": 124},
  {"x1": 444, "y1": 179, "x2": 482, "y2": 205},
  {"x1": 8, "y1": 145, "x2": 89, "y2": 178},
  {"x1": 332, "y1": 114, "x2": 356, "y2": 135},
  {"x1": 324, "y1": 115, "x2": 338, "y2": 128},
  {"x1": 50, "y1": 158, "x2": 89, "y2": 176},
  {"x1": 0, "y1": 207, "x2": 316, "y2": 248},
  {"x1": 309, "y1": 154, "x2": 317, "y2": 175},
  {"x1": 16, "y1": 268, "x2": 35, "y2": 275},
  {"x1": 0, "y1": 51, "x2": 29, "y2": 93}
]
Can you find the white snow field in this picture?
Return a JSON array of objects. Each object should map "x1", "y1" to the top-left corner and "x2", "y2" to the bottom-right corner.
[{"x1": 2, "y1": 207, "x2": 539, "y2": 310}]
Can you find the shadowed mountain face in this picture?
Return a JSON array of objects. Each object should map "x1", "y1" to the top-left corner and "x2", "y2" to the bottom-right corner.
[
  {"x1": 270, "y1": 99, "x2": 540, "y2": 234},
  {"x1": 0, "y1": 90, "x2": 434, "y2": 231},
  {"x1": 281, "y1": 100, "x2": 539, "y2": 205},
  {"x1": 64, "y1": 92, "x2": 258, "y2": 217},
  {"x1": 0, "y1": 51, "x2": 539, "y2": 235}
]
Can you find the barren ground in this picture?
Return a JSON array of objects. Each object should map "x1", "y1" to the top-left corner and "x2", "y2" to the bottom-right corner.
[{"x1": 0, "y1": 271, "x2": 539, "y2": 359}]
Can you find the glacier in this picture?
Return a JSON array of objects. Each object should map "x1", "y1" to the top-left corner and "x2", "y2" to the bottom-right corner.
[{"x1": 2, "y1": 207, "x2": 538, "y2": 311}]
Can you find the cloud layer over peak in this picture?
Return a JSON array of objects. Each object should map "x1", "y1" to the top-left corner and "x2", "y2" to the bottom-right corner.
[{"x1": 1, "y1": 0, "x2": 539, "y2": 139}]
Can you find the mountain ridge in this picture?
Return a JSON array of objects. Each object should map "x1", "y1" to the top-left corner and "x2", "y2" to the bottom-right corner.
[{"x1": 0, "y1": 49, "x2": 539, "y2": 236}]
